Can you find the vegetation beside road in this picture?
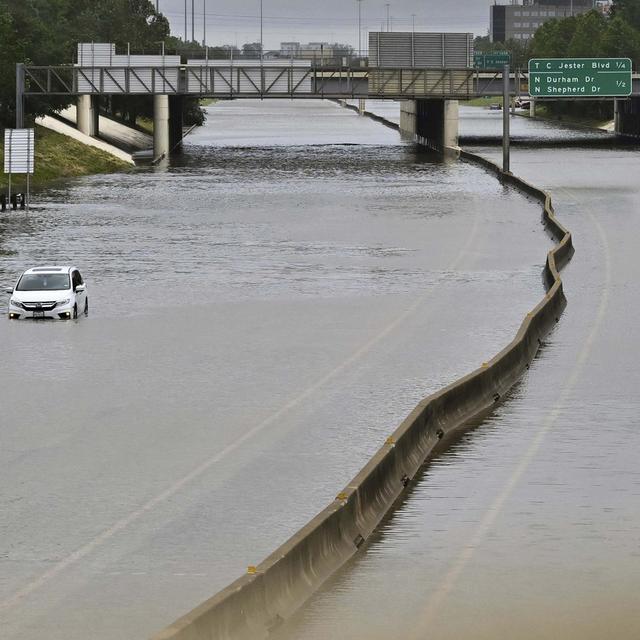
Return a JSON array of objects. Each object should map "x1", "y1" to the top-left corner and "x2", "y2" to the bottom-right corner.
[
  {"x1": 518, "y1": 105, "x2": 614, "y2": 131},
  {"x1": 0, "y1": 0, "x2": 205, "y2": 129},
  {"x1": 464, "y1": 97, "x2": 504, "y2": 108},
  {"x1": 474, "y1": 0, "x2": 640, "y2": 123},
  {"x1": 0, "y1": 125, "x2": 128, "y2": 191}
]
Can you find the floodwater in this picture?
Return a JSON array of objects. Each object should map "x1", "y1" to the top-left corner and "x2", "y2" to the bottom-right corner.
[
  {"x1": 1, "y1": 99, "x2": 555, "y2": 640},
  {"x1": 275, "y1": 106, "x2": 640, "y2": 639}
]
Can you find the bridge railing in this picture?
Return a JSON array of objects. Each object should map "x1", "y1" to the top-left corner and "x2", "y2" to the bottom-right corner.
[{"x1": 21, "y1": 64, "x2": 477, "y2": 99}]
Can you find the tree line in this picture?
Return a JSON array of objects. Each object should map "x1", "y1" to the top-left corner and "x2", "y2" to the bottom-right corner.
[
  {"x1": 476, "y1": 0, "x2": 640, "y2": 66},
  {"x1": 475, "y1": 0, "x2": 640, "y2": 119},
  {"x1": 0, "y1": 0, "x2": 204, "y2": 129}
]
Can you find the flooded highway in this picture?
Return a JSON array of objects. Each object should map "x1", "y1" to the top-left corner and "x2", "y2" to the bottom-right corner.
[
  {"x1": 275, "y1": 106, "x2": 640, "y2": 640},
  {"x1": 0, "y1": 99, "x2": 551, "y2": 639}
]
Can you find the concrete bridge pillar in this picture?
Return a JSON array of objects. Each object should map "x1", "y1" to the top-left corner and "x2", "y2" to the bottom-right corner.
[
  {"x1": 153, "y1": 94, "x2": 170, "y2": 161},
  {"x1": 77, "y1": 95, "x2": 99, "y2": 137},
  {"x1": 399, "y1": 99, "x2": 459, "y2": 155},
  {"x1": 169, "y1": 95, "x2": 185, "y2": 154},
  {"x1": 615, "y1": 97, "x2": 640, "y2": 138}
]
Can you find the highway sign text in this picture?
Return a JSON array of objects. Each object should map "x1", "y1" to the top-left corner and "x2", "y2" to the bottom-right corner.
[{"x1": 528, "y1": 58, "x2": 632, "y2": 97}]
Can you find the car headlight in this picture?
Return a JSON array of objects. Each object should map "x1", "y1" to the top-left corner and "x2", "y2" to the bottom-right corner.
[
  {"x1": 9, "y1": 298, "x2": 23, "y2": 309},
  {"x1": 57, "y1": 298, "x2": 71, "y2": 306}
]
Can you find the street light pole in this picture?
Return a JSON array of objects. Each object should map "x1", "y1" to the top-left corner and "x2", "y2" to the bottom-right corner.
[
  {"x1": 203, "y1": 0, "x2": 206, "y2": 46},
  {"x1": 357, "y1": 0, "x2": 362, "y2": 56},
  {"x1": 191, "y1": 0, "x2": 195, "y2": 43},
  {"x1": 385, "y1": 3, "x2": 390, "y2": 32},
  {"x1": 184, "y1": 0, "x2": 187, "y2": 42},
  {"x1": 412, "y1": 13, "x2": 415, "y2": 33},
  {"x1": 260, "y1": 0, "x2": 263, "y2": 62}
]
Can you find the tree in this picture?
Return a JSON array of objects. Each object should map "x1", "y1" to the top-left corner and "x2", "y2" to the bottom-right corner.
[
  {"x1": 530, "y1": 17, "x2": 579, "y2": 58},
  {"x1": 567, "y1": 10, "x2": 606, "y2": 57},
  {"x1": 601, "y1": 15, "x2": 640, "y2": 63},
  {"x1": 0, "y1": 0, "x2": 203, "y2": 129},
  {"x1": 612, "y1": 0, "x2": 640, "y2": 31}
]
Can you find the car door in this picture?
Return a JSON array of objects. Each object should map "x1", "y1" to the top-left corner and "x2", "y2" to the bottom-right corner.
[{"x1": 71, "y1": 270, "x2": 85, "y2": 313}]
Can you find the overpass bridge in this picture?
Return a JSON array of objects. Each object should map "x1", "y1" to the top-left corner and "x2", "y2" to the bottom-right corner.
[{"x1": 17, "y1": 55, "x2": 640, "y2": 159}]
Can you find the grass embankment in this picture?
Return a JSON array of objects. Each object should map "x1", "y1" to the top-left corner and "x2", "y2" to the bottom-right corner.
[
  {"x1": 517, "y1": 104, "x2": 613, "y2": 130},
  {"x1": 0, "y1": 125, "x2": 129, "y2": 190},
  {"x1": 464, "y1": 97, "x2": 613, "y2": 130},
  {"x1": 463, "y1": 96, "x2": 503, "y2": 107},
  {"x1": 136, "y1": 116, "x2": 154, "y2": 134}
]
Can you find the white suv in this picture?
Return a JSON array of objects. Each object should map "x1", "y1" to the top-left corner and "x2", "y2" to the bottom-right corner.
[{"x1": 7, "y1": 266, "x2": 89, "y2": 320}]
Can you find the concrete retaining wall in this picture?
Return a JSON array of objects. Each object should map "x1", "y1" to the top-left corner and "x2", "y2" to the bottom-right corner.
[{"x1": 151, "y1": 116, "x2": 574, "y2": 640}]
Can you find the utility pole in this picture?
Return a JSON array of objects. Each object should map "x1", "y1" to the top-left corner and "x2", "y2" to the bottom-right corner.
[
  {"x1": 184, "y1": 0, "x2": 187, "y2": 42},
  {"x1": 260, "y1": 0, "x2": 264, "y2": 61},
  {"x1": 412, "y1": 13, "x2": 415, "y2": 33},
  {"x1": 191, "y1": 0, "x2": 195, "y2": 43},
  {"x1": 385, "y1": 4, "x2": 390, "y2": 32},
  {"x1": 203, "y1": 0, "x2": 207, "y2": 46},
  {"x1": 357, "y1": 0, "x2": 362, "y2": 56}
]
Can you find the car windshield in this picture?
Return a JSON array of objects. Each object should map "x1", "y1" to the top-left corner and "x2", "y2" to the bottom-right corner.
[{"x1": 16, "y1": 273, "x2": 70, "y2": 291}]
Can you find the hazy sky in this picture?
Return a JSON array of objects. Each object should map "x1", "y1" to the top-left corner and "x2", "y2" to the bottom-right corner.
[{"x1": 157, "y1": 0, "x2": 492, "y2": 50}]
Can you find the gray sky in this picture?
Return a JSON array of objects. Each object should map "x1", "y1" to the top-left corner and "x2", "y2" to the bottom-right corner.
[{"x1": 157, "y1": 0, "x2": 492, "y2": 50}]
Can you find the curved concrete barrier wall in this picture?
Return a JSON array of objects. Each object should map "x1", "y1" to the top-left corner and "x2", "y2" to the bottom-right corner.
[{"x1": 151, "y1": 117, "x2": 574, "y2": 640}]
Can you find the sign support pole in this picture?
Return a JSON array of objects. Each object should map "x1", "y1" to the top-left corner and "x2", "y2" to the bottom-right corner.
[
  {"x1": 16, "y1": 63, "x2": 25, "y2": 128},
  {"x1": 503, "y1": 63, "x2": 510, "y2": 173},
  {"x1": 7, "y1": 130, "x2": 12, "y2": 205},
  {"x1": 26, "y1": 129, "x2": 31, "y2": 212}
]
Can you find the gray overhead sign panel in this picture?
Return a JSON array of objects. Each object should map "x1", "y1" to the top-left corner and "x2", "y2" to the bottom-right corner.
[
  {"x1": 75, "y1": 43, "x2": 181, "y2": 94},
  {"x1": 369, "y1": 32, "x2": 473, "y2": 68},
  {"x1": 4, "y1": 129, "x2": 35, "y2": 174}
]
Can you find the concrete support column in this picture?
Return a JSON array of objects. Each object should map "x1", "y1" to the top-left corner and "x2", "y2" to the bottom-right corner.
[
  {"x1": 77, "y1": 95, "x2": 99, "y2": 137},
  {"x1": 358, "y1": 98, "x2": 366, "y2": 115},
  {"x1": 153, "y1": 94, "x2": 170, "y2": 161},
  {"x1": 169, "y1": 95, "x2": 185, "y2": 154},
  {"x1": 442, "y1": 100, "x2": 459, "y2": 152},
  {"x1": 401, "y1": 99, "x2": 459, "y2": 155},
  {"x1": 399, "y1": 100, "x2": 417, "y2": 138}
]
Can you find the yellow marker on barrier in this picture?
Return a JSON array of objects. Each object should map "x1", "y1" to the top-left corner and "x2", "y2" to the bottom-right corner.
[
  {"x1": 247, "y1": 566, "x2": 257, "y2": 575},
  {"x1": 336, "y1": 492, "x2": 348, "y2": 502},
  {"x1": 481, "y1": 362, "x2": 489, "y2": 368},
  {"x1": 385, "y1": 436, "x2": 395, "y2": 445}
]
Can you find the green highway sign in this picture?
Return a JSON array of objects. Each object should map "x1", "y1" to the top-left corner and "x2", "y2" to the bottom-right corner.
[
  {"x1": 474, "y1": 51, "x2": 511, "y2": 70},
  {"x1": 528, "y1": 58, "x2": 632, "y2": 97}
]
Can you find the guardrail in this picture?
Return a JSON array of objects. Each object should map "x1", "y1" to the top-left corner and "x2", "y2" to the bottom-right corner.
[{"x1": 150, "y1": 137, "x2": 574, "y2": 639}]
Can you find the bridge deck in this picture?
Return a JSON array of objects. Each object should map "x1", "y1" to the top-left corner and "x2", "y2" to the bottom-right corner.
[{"x1": 21, "y1": 65, "x2": 640, "y2": 100}]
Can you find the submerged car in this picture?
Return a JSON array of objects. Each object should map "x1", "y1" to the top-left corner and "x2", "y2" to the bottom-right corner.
[{"x1": 7, "y1": 266, "x2": 88, "y2": 320}]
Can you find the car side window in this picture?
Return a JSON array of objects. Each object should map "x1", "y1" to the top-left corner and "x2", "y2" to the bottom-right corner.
[
  {"x1": 71, "y1": 271, "x2": 80, "y2": 290},
  {"x1": 76, "y1": 271, "x2": 84, "y2": 285}
]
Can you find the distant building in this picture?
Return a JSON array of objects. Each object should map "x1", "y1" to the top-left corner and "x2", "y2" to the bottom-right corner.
[
  {"x1": 280, "y1": 42, "x2": 301, "y2": 56},
  {"x1": 279, "y1": 41, "x2": 353, "y2": 59},
  {"x1": 490, "y1": 0, "x2": 603, "y2": 43}
]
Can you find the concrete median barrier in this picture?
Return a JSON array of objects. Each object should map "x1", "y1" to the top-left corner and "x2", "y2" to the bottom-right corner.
[{"x1": 151, "y1": 122, "x2": 573, "y2": 640}]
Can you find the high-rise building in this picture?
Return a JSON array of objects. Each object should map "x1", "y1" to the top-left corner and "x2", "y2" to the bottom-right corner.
[{"x1": 490, "y1": 0, "x2": 601, "y2": 43}]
